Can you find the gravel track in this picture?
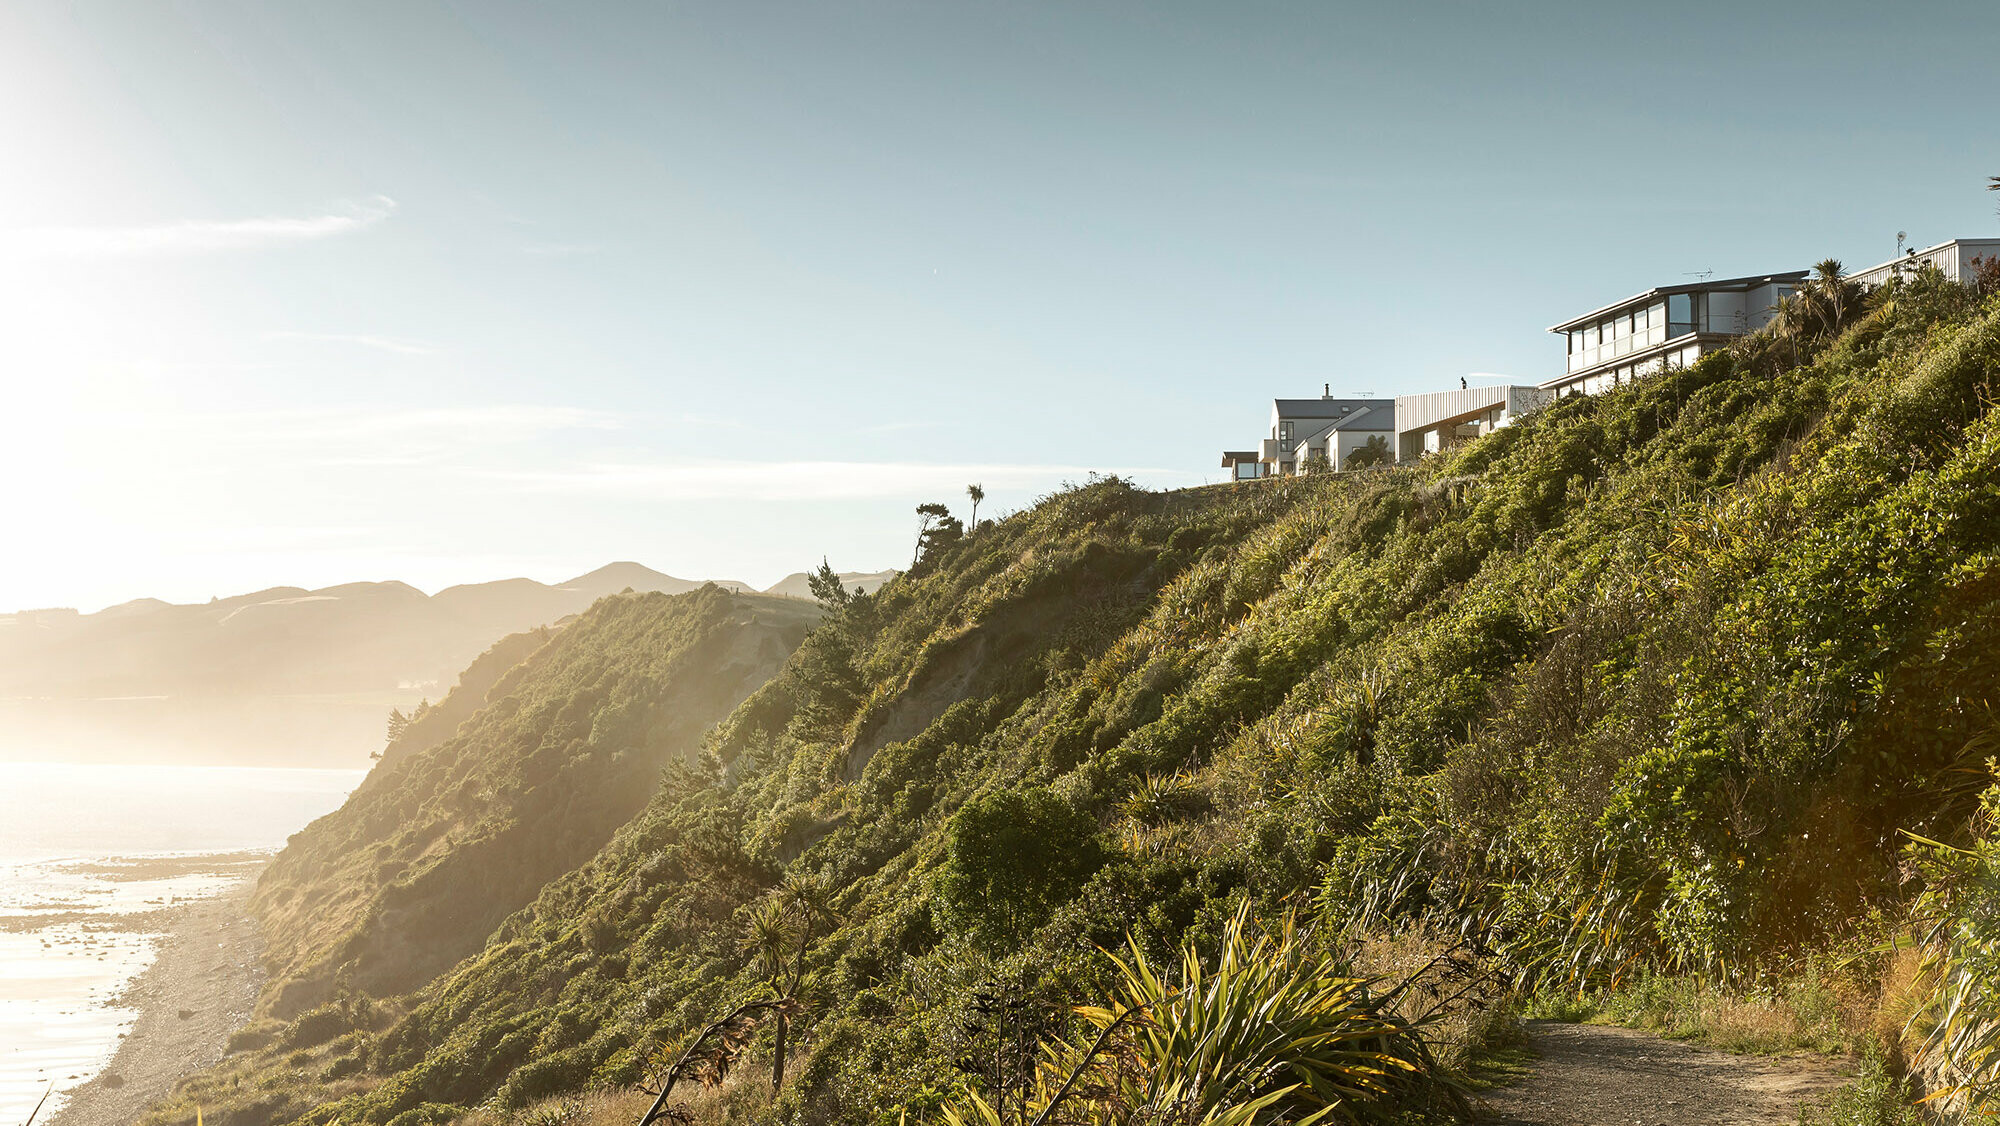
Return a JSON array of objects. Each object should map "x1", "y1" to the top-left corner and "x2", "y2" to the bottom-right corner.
[{"x1": 1476, "y1": 1021, "x2": 1852, "y2": 1126}]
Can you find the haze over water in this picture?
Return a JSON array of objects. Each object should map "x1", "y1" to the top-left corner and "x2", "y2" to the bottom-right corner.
[{"x1": 0, "y1": 762, "x2": 361, "y2": 1121}]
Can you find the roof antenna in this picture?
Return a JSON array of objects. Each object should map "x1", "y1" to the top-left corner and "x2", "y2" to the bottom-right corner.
[
  {"x1": 1897, "y1": 231, "x2": 1908, "y2": 257},
  {"x1": 1685, "y1": 269, "x2": 1714, "y2": 282}
]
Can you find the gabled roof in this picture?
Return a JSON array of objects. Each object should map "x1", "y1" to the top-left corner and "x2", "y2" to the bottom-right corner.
[
  {"x1": 1272, "y1": 399, "x2": 1395, "y2": 429},
  {"x1": 1547, "y1": 271, "x2": 1809, "y2": 334}
]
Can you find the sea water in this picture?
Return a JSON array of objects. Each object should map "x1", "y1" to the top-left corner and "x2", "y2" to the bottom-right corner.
[{"x1": 0, "y1": 762, "x2": 362, "y2": 1121}]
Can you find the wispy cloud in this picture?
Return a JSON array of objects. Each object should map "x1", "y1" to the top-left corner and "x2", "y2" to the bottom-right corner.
[
  {"x1": 467, "y1": 460, "x2": 1200, "y2": 501},
  {"x1": 103, "y1": 404, "x2": 627, "y2": 469},
  {"x1": 6, "y1": 195, "x2": 397, "y2": 257},
  {"x1": 520, "y1": 241, "x2": 601, "y2": 257},
  {"x1": 264, "y1": 331, "x2": 441, "y2": 356},
  {"x1": 857, "y1": 420, "x2": 933, "y2": 436},
  {"x1": 232, "y1": 405, "x2": 624, "y2": 446},
  {"x1": 92, "y1": 404, "x2": 1199, "y2": 501}
]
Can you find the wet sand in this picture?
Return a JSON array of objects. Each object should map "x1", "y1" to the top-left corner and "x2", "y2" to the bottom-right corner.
[{"x1": 46, "y1": 865, "x2": 264, "y2": 1126}]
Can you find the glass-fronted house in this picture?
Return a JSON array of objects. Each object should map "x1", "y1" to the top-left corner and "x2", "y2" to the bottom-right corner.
[{"x1": 1544, "y1": 271, "x2": 1807, "y2": 397}]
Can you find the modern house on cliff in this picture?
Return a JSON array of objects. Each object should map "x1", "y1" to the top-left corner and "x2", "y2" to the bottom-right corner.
[
  {"x1": 1218, "y1": 231, "x2": 1996, "y2": 479},
  {"x1": 1847, "y1": 237, "x2": 2000, "y2": 290},
  {"x1": 1543, "y1": 271, "x2": 1807, "y2": 397},
  {"x1": 1220, "y1": 391, "x2": 1396, "y2": 478},
  {"x1": 1393, "y1": 385, "x2": 1550, "y2": 462}
]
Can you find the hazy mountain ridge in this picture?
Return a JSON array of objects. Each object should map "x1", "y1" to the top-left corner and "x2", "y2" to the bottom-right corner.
[{"x1": 0, "y1": 563, "x2": 891, "y2": 701}]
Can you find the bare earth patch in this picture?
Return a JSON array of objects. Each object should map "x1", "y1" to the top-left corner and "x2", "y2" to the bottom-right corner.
[{"x1": 1477, "y1": 1021, "x2": 1852, "y2": 1126}]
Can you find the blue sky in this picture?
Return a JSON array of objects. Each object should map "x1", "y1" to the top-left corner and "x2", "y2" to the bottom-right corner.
[{"x1": 1, "y1": 1, "x2": 1995, "y2": 610}]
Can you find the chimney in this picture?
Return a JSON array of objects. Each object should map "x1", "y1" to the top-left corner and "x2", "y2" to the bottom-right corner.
[{"x1": 1323, "y1": 382, "x2": 1330, "y2": 398}]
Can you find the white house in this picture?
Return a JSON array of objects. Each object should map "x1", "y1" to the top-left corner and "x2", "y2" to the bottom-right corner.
[
  {"x1": 1394, "y1": 385, "x2": 1550, "y2": 462},
  {"x1": 1847, "y1": 238, "x2": 2000, "y2": 290},
  {"x1": 1544, "y1": 271, "x2": 1807, "y2": 397},
  {"x1": 1222, "y1": 390, "x2": 1396, "y2": 478}
]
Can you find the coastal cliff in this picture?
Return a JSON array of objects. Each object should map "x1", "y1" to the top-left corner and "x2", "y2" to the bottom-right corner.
[{"x1": 145, "y1": 279, "x2": 2000, "y2": 1124}]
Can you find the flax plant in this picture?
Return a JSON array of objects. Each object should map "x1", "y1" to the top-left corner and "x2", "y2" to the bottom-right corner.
[
  {"x1": 1906, "y1": 771, "x2": 2000, "y2": 1114},
  {"x1": 940, "y1": 903, "x2": 1457, "y2": 1126}
]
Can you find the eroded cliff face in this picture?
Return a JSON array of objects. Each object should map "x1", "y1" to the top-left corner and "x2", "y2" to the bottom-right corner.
[{"x1": 247, "y1": 586, "x2": 818, "y2": 1017}]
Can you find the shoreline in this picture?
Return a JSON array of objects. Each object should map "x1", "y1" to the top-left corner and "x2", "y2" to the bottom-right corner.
[{"x1": 46, "y1": 865, "x2": 266, "y2": 1126}]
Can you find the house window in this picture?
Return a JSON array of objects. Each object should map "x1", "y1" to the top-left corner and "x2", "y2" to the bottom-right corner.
[
  {"x1": 1279, "y1": 421, "x2": 1293, "y2": 441},
  {"x1": 1667, "y1": 293, "x2": 1696, "y2": 338}
]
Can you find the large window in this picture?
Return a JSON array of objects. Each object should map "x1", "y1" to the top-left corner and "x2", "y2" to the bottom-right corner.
[
  {"x1": 1667, "y1": 293, "x2": 1696, "y2": 338},
  {"x1": 1567, "y1": 300, "x2": 1670, "y2": 372}
]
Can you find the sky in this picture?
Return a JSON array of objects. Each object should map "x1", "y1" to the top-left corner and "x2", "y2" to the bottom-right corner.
[{"x1": 1, "y1": 1, "x2": 1996, "y2": 613}]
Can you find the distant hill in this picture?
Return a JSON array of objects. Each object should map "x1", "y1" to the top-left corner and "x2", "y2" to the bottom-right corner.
[
  {"x1": 0, "y1": 562, "x2": 892, "y2": 765},
  {"x1": 559, "y1": 561, "x2": 755, "y2": 599},
  {"x1": 0, "y1": 562, "x2": 895, "y2": 700},
  {"x1": 760, "y1": 568, "x2": 900, "y2": 600},
  {"x1": 0, "y1": 562, "x2": 775, "y2": 701}
]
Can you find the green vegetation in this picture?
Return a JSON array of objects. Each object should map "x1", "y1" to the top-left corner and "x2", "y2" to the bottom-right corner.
[
  {"x1": 147, "y1": 267, "x2": 2000, "y2": 1125},
  {"x1": 248, "y1": 587, "x2": 818, "y2": 1016},
  {"x1": 1907, "y1": 770, "x2": 2000, "y2": 1113},
  {"x1": 1343, "y1": 435, "x2": 1392, "y2": 470},
  {"x1": 933, "y1": 788, "x2": 1103, "y2": 956},
  {"x1": 1520, "y1": 961, "x2": 1866, "y2": 1056},
  {"x1": 1798, "y1": 1048, "x2": 1927, "y2": 1126},
  {"x1": 941, "y1": 904, "x2": 1458, "y2": 1126}
]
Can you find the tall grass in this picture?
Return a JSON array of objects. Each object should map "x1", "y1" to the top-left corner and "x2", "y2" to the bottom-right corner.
[
  {"x1": 1522, "y1": 964, "x2": 1863, "y2": 1056},
  {"x1": 1795, "y1": 1047, "x2": 1925, "y2": 1126},
  {"x1": 1906, "y1": 777, "x2": 2000, "y2": 1115}
]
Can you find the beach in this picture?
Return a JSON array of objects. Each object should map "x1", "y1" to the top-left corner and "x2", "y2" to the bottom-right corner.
[
  {"x1": 45, "y1": 861, "x2": 265, "y2": 1126},
  {"x1": 0, "y1": 762, "x2": 362, "y2": 1124},
  {"x1": 0, "y1": 853, "x2": 267, "y2": 1125}
]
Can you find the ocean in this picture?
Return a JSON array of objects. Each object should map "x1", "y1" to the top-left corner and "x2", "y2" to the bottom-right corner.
[{"x1": 0, "y1": 762, "x2": 363, "y2": 1122}]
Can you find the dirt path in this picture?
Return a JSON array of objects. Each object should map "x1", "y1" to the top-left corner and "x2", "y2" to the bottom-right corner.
[
  {"x1": 49, "y1": 870, "x2": 265, "y2": 1126},
  {"x1": 1476, "y1": 1021, "x2": 1852, "y2": 1126}
]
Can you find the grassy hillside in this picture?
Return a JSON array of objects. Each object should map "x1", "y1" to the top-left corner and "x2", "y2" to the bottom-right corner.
[
  {"x1": 150, "y1": 274, "x2": 2000, "y2": 1125},
  {"x1": 245, "y1": 587, "x2": 818, "y2": 1020}
]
